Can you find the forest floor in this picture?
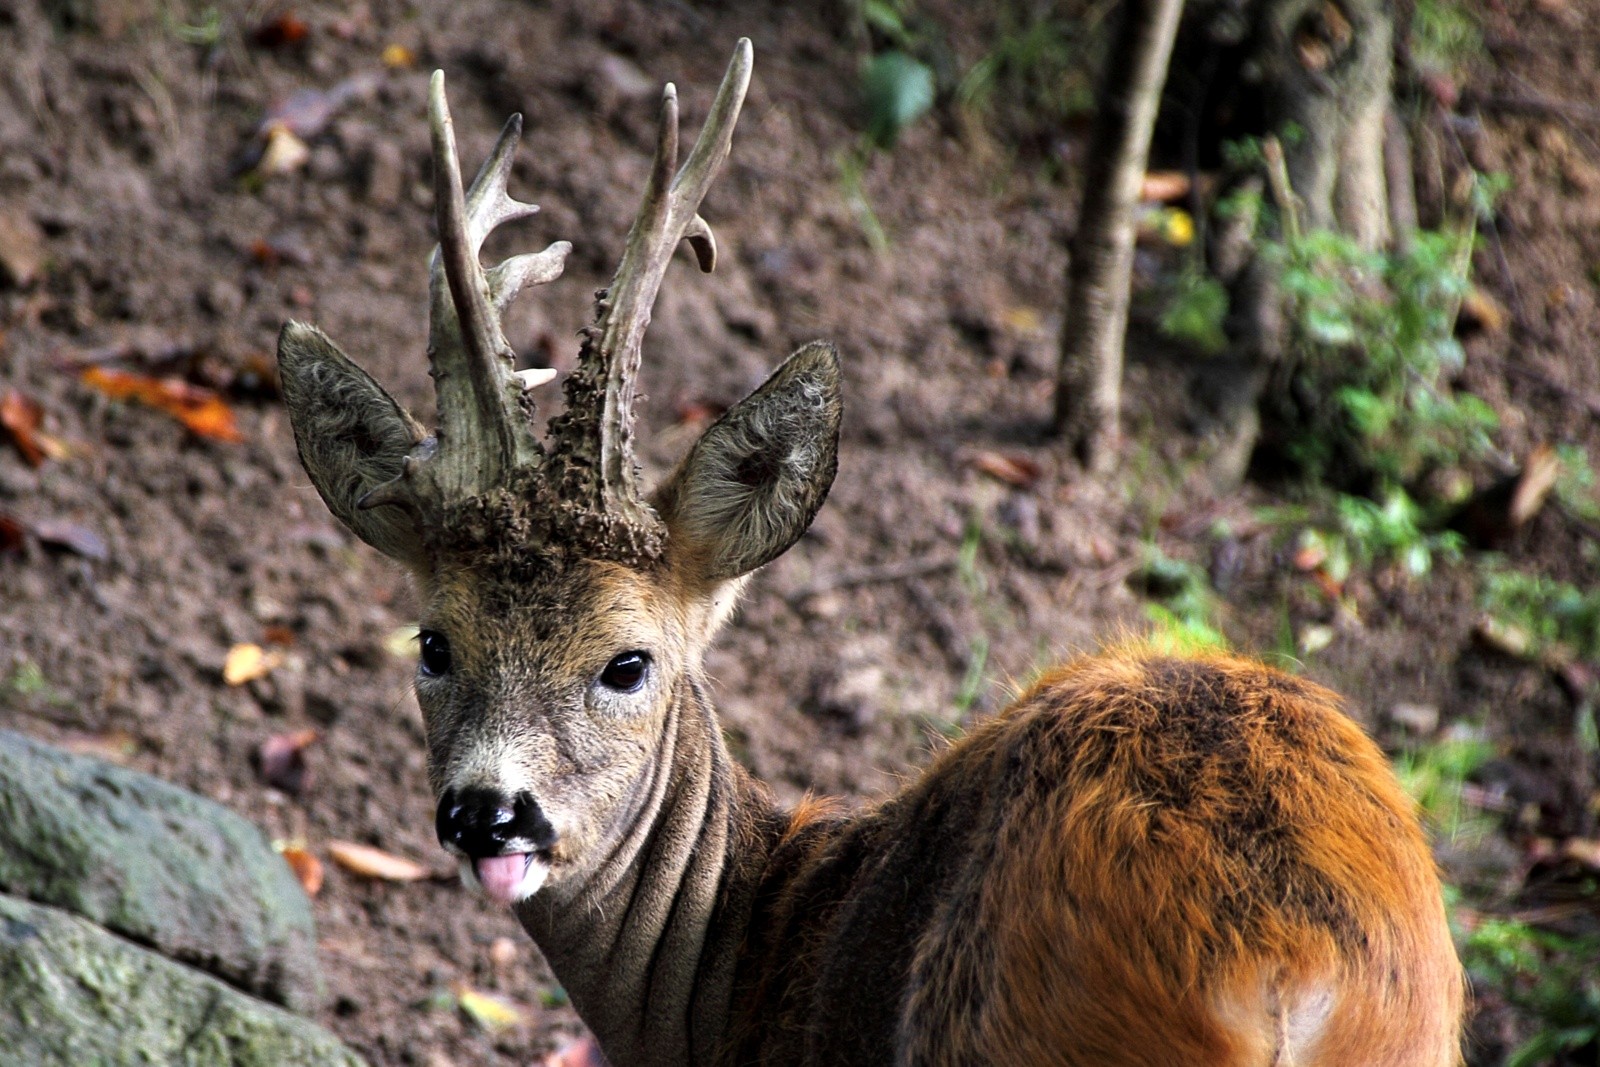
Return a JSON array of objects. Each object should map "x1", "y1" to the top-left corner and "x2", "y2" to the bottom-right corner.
[{"x1": 3, "y1": 0, "x2": 1599, "y2": 1063}]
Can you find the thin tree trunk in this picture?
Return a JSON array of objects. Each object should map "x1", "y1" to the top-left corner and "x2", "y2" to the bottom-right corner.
[{"x1": 1053, "y1": 0, "x2": 1186, "y2": 472}]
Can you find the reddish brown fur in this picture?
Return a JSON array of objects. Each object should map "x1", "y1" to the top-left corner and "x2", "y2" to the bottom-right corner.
[{"x1": 720, "y1": 646, "x2": 1463, "y2": 1066}]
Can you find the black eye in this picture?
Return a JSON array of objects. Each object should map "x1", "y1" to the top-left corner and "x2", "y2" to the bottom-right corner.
[
  {"x1": 599, "y1": 651, "x2": 649, "y2": 692},
  {"x1": 419, "y1": 630, "x2": 451, "y2": 677}
]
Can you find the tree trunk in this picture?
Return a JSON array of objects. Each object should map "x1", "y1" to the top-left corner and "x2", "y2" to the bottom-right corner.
[
  {"x1": 1053, "y1": 0, "x2": 1186, "y2": 473},
  {"x1": 1257, "y1": 0, "x2": 1394, "y2": 248}
]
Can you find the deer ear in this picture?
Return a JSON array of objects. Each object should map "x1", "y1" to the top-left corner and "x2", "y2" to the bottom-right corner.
[
  {"x1": 277, "y1": 322, "x2": 429, "y2": 569},
  {"x1": 656, "y1": 341, "x2": 841, "y2": 583}
]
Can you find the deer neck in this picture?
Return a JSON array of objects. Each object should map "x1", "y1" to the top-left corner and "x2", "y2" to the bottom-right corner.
[{"x1": 514, "y1": 672, "x2": 783, "y2": 1067}]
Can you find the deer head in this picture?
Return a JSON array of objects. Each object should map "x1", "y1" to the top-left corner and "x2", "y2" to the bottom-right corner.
[{"x1": 277, "y1": 40, "x2": 840, "y2": 905}]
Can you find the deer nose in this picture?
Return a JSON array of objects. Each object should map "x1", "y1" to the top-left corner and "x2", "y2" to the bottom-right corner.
[{"x1": 435, "y1": 787, "x2": 557, "y2": 858}]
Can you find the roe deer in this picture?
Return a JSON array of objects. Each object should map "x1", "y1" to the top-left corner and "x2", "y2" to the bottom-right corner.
[{"x1": 277, "y1": 40, "x2": 1464, "y2": 1067}]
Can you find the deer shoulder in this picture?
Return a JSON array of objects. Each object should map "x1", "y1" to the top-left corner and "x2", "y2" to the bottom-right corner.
[{"x1": 277, "y1": 40, "x2": 1463, "y2": 1067}]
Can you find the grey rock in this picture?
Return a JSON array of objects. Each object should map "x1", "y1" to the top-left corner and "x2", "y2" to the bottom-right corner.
[
  {"x1": 0, "y1": 893, "x2": 364, "y2": 1067},
  {"x1": 0, "y1": 730, "x2": 322, "y2": 1011}
]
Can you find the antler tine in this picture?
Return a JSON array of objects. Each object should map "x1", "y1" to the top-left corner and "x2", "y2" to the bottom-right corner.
[
  {"x1": 423, "y1": 71, "x2": 571, "y2": 503},
  {"x1": 544, "y1": 39, "x2": 753, "y2": 560}
]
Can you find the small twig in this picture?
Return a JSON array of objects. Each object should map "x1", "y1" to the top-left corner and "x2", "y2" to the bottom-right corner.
[
  {"x1": 1262, "y1": 136, "x2": 1302, "y2": 244},
  {"x1": 784, "y1": 553, "x2": 958, "y2": 605}
]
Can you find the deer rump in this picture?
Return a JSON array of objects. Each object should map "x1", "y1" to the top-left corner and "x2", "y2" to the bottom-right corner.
[{"x1": 722, "y1": 653, "x2": 1461, "y2": 1067}]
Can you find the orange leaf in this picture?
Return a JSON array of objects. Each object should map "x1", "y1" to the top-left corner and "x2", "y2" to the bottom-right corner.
[
  {"x1": 279, "y1": 845, "x2": 325, "y2": 896},
  {"x1": 80, "y1": 367, "x2": 243, "y2": 442},
  {"x1": 968, "y1": 450, "x2": 1042, "y2": 489},
  {"x1": 1140, "y1": 170, "x2": 1191, "y2": 203},
  {"x1": 327, "y1": 840, "x2": 430, "y2": 882},
  {"x1": 1, "y1": 389, "x2": 52, "y2": 466}
]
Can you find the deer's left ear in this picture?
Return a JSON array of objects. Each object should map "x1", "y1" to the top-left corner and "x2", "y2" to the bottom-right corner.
[{"x1": 654, "y1": 341, "x2": 841, "y2": 583}]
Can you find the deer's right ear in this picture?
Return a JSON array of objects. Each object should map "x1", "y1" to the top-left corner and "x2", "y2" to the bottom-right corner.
[{"x1": 277, "y1": 322, "x2": 429, "y2": 568}]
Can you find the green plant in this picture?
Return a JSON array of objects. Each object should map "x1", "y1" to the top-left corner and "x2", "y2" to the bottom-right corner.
[
  {"x1": 1392, "y1": 727, "x2": 1495, "y2": 846},
  {"x1": 1409, "y1": 0, "x2": 1486, "y2": 78},
  {"x1": 1480, "y1": 568, "x2": 1600, "y2": 663},
  {"x1": 1555, "y1": 444, "x2": 1600, "y2": 523},
  {"x1": 1158, "y1": 267, "x2": 1229, "y2": 354},
  {"x1": 1283, "y1": 486, "x2": 1464, "y2": 585},
  {"x1": 1459, "y1": 916, "x2": 1600, "y2": 1066},
  {"x1": 1272, "y1": 226, "x2": 1497, "y2": 486},
  {"x1": 956, "y1": 6, "x2": 1090, "y2": 129},
  {"x1": 1133, "y1": 546, "x2": 1229, "y2": 652}
]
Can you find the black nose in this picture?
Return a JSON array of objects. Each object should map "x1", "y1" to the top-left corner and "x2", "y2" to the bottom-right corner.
[{"x1": 435, "y1": 787, "x2": 558, "y2": 858}]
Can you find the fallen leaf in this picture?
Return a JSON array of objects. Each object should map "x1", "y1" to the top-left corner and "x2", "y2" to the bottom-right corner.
[
  {"x1": 327, "y1": 840, "x2": 430, "y2": 882},
  {"x1": 1141, "y1": 171, "x2": 1191, "y2": 203},
  {"x1": 57, "y1": 729, "x2": 140, "y2": 764},
  {"x1": 968, "y1": 450, "x2": 1042, "y2": 489},
  {"x1": 1474, "y1": 615, "x2": 1534, "y2": 660},
  {"x1": 251, "y1": 12, "x2": 310, "y2": 47},
  {"x1": 255, "y1": 728, "x2": 319, "y2": 794},
  {"x1": 1, "y1": 389, "x2": 55, "y2": 466},
  {"x1": 1291, "y1": 543, "x2": 1326, "y2": 572},
  {"x1": 276, "y1": 843, "x2": 325, "y2": 896},
  {"x1": 538, "y1": 1035, "x2": 608, "y2": 1067},
  {"x1": 1458, "y1": 286, "x2": 1508, "y2": 335},
  {"x1": 260, "y1": 72, "x2": 382, "y2": 141},
  {"x1": 80, "y1": 367, "x2": 243, "y2": 442},
  {"x1": 30, "y1": 519, "x2": 109, "y2": 561},
  {"x1": 456, "y1": 985, "x2": 527, "y2": 1032},
  {"x1": 0, "y1": 513, "x2": 24, "y2": 553},
  {"x1": 257, "y1": 124, "x2": 311, "y2": 176},
  {"x1": 262, "y1": 624, "x2": 297, "y2": 647},
  {"x1": 1508, "y1": 444, "x2": 1561, "y2": 528},
  {"x1": 225, "y1": 643, "x2": 286, "y2": 686},
  {"x1": 1562, "y1": 837, "x2": 1600, "y2": 870},
  {"x1": 381, "y1": 43, "x2": 416, "y2": 68}
]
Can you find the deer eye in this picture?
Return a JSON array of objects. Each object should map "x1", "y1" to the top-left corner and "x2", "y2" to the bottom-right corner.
[
  {"x1": 419, "y1": 630, "x2": 452, "y2": 677},
  {"x1": 599, "y1": 651, "x2": 650, "y2": 692}
]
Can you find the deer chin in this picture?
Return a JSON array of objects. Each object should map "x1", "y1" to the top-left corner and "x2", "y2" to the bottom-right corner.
[{"x1": 464, "y1": 853, "x2": 550, "y2": 905}]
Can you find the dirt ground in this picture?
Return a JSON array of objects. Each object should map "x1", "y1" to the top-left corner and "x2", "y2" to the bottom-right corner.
[{"x1": 2, "y1": 0, "x2": 1599, "y2": 1063}]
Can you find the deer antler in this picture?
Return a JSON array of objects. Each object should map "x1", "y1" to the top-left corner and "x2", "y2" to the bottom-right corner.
[
  {"x1": 543, "y1": 38, "x2": 754, "y2": 563},
  {"x1": 360, "y1": 73, "x2": 572, "y2": 517}
]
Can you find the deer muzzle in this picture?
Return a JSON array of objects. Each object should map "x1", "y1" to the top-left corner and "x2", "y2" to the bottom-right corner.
[{"x1": 435, "y1": 786, "x2": 559, "y2": 905}]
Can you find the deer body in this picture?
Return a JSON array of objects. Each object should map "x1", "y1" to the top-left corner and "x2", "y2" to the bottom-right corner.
[{"x1": 277, "y1": 42, "x2": 1463, "y2": 1067}]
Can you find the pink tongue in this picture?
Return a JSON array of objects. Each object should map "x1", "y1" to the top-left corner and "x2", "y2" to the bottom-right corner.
[{"x1": 475, "y1": 854, "x2": 531, "y2": 905}]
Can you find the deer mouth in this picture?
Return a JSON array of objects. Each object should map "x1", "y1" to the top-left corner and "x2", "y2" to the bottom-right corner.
[{"x1": 471, "y1": 849, "x2": 552, "y2": 905}]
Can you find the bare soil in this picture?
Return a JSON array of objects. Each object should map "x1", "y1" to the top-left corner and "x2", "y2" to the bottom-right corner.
[{"x1": 2, "y1": 1, "x2": 1598, "y2": 1063}]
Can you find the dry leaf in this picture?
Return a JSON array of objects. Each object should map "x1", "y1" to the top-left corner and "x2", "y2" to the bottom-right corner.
[
  {"x1": 80, "y1": 367, "x2": 243, "y2": 442},
  {"x1": 258, "y1": 125, "x2": 312, "y2": 176},
  {"x1": 327, "y1": 840, "x2": 430, "y2": 882},
  {"x1": 1474, "y1": 615, "x2": 1534, "y2": 660},
  {"x1": 251, "y1": 12, "x2": 310, "y2": 47},
  {"x1": 224, "y1": 643, "x2": 286, "y2": 686},
  {"x1": 538, "y1": 1036, "x2": 609, "y2": 1067},
  {"x1": 277, "y1": 843, "x2": 325, "y2": 896},
  {"x1": 381, "y1": 43, "x2": 416, "y2": 68},
  {"x1": 1508, "y1": 444, "x2": 1561, "y2": 528},
  {"x1": 1562, "y1": 837, "x2": 1600, "y2": 870},
  {"x1": 1, "y1": 389, "x2": 65, "y2": 466},
  {"x1": 1291, "y1": 543, "x2": 1326, "y2": 572},
  {"x1": 456, "y1": 985, "x2": 527, "y2": 1032},
  {"x1": 0, "y1": 513, "x2": 24, "y2": 554},
  {"x1": 968, "y1": 450, "x2": 1042, "y2": 489},
  {"x1": 255, "y1": 728, "x2": 319, "y2": 794},
  {"x1": 30, "y1": 519, "x2": 108, "y2": 561},
  {"x1": 1140, "y1": 171, "x2": 1191, "y2": 203},
  {"x1": 1458, "y1": 286, "x2": 1508, "y2": 335},
  {"x1": 58, "y1": 729, "x2": 140, "y2": 764},
  {"x1": 262, "y1": 624, "x2": 297, "y2": 647}
]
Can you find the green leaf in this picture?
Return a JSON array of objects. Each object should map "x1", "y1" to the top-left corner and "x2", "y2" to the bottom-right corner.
[{"x1": 862, "y1": 50, "x2": 935, "y2": 148}]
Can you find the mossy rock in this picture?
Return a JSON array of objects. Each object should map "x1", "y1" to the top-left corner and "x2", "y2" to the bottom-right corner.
[
  {"x1": 0, "y1": 893, "x2": 364, "y2": 1066},
  {"x1": 0, "y1": 730, "x2": 321, "y2": 1011}
]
